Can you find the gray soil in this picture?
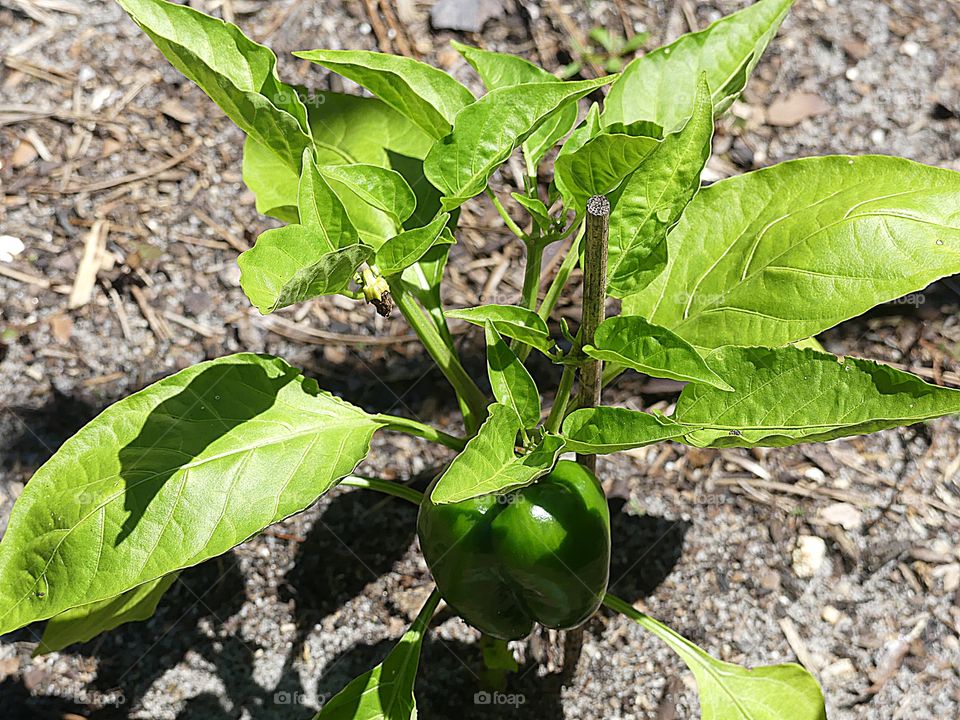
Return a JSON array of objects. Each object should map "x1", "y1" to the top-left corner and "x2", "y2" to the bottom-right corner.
[{"x1": 1, "y1": 1, "x2": 959, "y2": 719}]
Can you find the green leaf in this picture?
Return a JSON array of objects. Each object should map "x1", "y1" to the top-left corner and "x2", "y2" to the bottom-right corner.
[
  {"x1": 603, "y1": 0, "x2": 793, "y2": 131},
  {"x1": 298, "y1": 150, "x2": 358, "y2": 248},
  {"x1": 293, "y1": 49, "x2": 475, "y2": 139},
  {"x1": 605, "y1": 594, "x2": 826, "y2": 720},
  {"x1": 376, "y1": 214, "x2": 453, "y2": 277},
  {"x1": 558, "y1": 102, "x2": 602, "y2": 160},
  {"x1": 622, "y1": 155, "x2": 960, "y2": 349},
  {"x1": 561, "y1": 407, "x2": 685, "y2": 454},
  {"x1": 607, "y1": 75, "x2": 714, "y2": 298},
  {"x1": 0, "y1": 354, "x2": 384, "y2": 635},
  {"x1": 445, "y1": 304, "x2": 555, "y2": 354},
  {"x1": 315, "y1": 589, "x2": 440, "y2": 720},
  {"x1": 117, "y1": 0, "x2": 310, "y2": 169},
  {"x1": 431, "y1": 405, "x2": 565, "y2": 504},
  {"x1": 242, "y1": 137, "x2": 300, "y2": 222},
  {"x1": 554, "y1": 132, "x2": 659, "y2": 215},
  {"x1": 586, "y1": 316, "x2": 733, "y2": 391},
  {"x1": 485, "y1": 322, "x2": 541, "y2": 428},
  {"x1": 452, "y1": 41, "x2": 579, "y2": 167},
  {"x1": 243, "y1": 93, "x2": 435, "y2": 225},
  {"x1": 319, "y1": 164, "x2": 417, "y2": 229},
  {"x1": 511, "y1": 193, "x2": 553, "y2": 229},
  {"x1": 238, "y1": 226, "x2": 372, "y2": 314},
  {"x1": 425, "y1": 75, "x2": 616, "y2": 210},
  {"x1": 36, "y1": 573, "x2": 179, "y2": 656},
  {"x1": 672, "y1": 345, "x2": 960, "y2": 448}
]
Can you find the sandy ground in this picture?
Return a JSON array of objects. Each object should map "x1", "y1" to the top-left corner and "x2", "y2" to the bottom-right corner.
[{"x1": 1, "y1": 1, "x2": 959, "y2": 718}]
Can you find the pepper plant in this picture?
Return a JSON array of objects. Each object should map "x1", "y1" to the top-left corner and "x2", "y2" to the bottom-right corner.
[{"x1": 2, "y1": 0, "x2": 959, "y2": 717}]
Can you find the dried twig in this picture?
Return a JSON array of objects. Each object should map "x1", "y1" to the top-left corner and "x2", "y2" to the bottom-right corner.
[
  {"x1": 130, "y1": 285, "x2": 171, "y2": 342},
  {"x1": 68, "y1": 220, "x2": 108, "y2": 309},
  {"x1": 46, "y1": 138, "x2": 202, "y2": 194}
]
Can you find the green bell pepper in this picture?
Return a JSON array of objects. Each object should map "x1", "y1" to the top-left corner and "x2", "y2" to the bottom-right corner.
[{"x1": 417, "y1": 460, "x2": 611, "y2": 640}]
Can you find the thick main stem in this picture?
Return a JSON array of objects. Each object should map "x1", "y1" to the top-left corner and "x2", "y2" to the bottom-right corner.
[
  {"x1": 575, "y1": 195, "x2": 610, "y2": 472},
  {"x1": 388, "y1": 278, "x2": 489, "y2": 435}
]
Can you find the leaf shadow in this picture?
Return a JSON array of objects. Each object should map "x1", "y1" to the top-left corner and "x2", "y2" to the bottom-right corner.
[
  {"x1": 606, "y1": 497, "x2": 690, "y2": 603},
  {"x1": 114, "y1": 358, "x2": 300, "y2": 543}
]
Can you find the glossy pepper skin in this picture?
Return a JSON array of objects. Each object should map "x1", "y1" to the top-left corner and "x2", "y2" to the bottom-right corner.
[{"x1": 417, "y1": 460, "x2": 610, "y2": 640}]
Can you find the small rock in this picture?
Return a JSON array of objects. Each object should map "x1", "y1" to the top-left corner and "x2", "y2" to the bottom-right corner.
[
  {"x1": 793, "y1": 535, "x2": 827, "y2": 578},
  {"x1": 869, "y1": 128, "x2": 886, "y2": 146},
  {"x1": 841, "y1": 37, "x2": 870, "y2": 60},
  {"x1": 0, "y1": 657, "x2": 18, "y2": 681},
  {"x1": 766, "y1": 92, "x2": 831, "y2": 127},
  {"x1": 183, "y1": 290, "x2": 213, "y2": 316},
  {"x1": 430, "y1": 0, "x2": 504, "y2": 32},
  {"x1": 821, "y1": 605, "x2": 842, "y2": 624},
  {"x1": 219, "y1": 264, "x2": 241, "y2": 288},
  {"x1": 821, "y1": 658, "x2": 857, "y2": 682},
  {"x1": 49, "y1": 314, "x2": 73, "y2": 344},
  {"x1": 899, "y1": 40, "x2": 920, "y2": 58},
  {"x1": 819, "y1": 502, "x2": 862, "y2": 530},
  {"x1": 0, "y1": 235, "x2": 24, "y2": 263},
  {"x1": 759, "y1": 569, "x2": 781, "y2": 593},
  {"x1": 934, "y1": 563, "x2": 960, "y2": 593},
  {"x1": 22, "y1": 666, "x2": 48, "y2": 691}
]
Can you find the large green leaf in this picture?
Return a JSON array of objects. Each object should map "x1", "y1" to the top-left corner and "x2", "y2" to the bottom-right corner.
[
  {"x1": 622, "y1": 155, "x2": 960, "y2": 349},
  {"x1": 586, "y1": 316, "x2": 733, "y2": 391},
  {"x1": 243, "y1": 93, "x2": 434, "y2": 223},
  {"x1": 605, "y1": 594, "x2": 826, "y2": 720},
  {"x1": 298, "y1": 149, "x2": 358, "y2": 248},
  {"x1": 672, "y1": 345, "x2": 960, "y2": 448},
  {"x1": 243, "y1": 137, "x2": 301, "y2": 222},
  {"x1": 554, "y1": 132, "x2": 659, "y2": 215},
  {"x1": 315, "y1": 589, "x2": 440, "y2": 720},
  {"x1": 452, "y1": 41, "x2": 578, "y2": 168},
  {"x1": 431, "y1": 404, "x2": 565, "y2": 504},
  {"x1": 376, "y1": 214, "x2": 453, "y2": 277},
  {"x1": 319, "y1": 164, "x2": 417, "y2": 229},
  {"x1": 293, "y1": 49, "x2": 475, "y2": 139},
  {"x1": 445, "y1": 305, "x2": 555, "y2": 354},
  {"x1": 561, "y1": 407, "x2": 685, "y2": 454},
  {"x1": 117, "y1": 0, "x2": 310, "y2": 169},
  {"x1": 0, "y1": 354, "x2": 383, "y2": 635},
  {"x1": 425, "y1": 75, "x2": 616, "y2": 210},
  {"x1": 603, "y1": 0, "x2": 793, "y2": 131},
  {"x1": 36, "y1": 573, "x2": 179, "y2": 655},
  {"x1": 607, "y1": 76, "x2": 713, "y2": 298},
  {"x1": 238, "y1": 226, "x2": 372, "y2": 313},
  {"x1": 485, "y1": 322, "x2": 541, "y2": 428}
]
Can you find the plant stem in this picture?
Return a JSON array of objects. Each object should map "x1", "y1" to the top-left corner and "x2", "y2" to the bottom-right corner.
[
  {"x1": 539, "y1": 224, "x2": 584, "y2": 322},
  {"x1": 485, "y1": 187, "x2": 526, "y2": 241},
  {"x1": 373, "y1": 414, "x2": 467, "y2": 451},
  {"x1": 519, "y1": 239, "x2": 545, "y2": 312},
  {"x1": 544, "y1": 362, "x2": 576, "y2": 434},
  {"x1": 575, "y1": 196, "x2": 610, "y2": 472},
  {"x1": 340, "y1": 475, "x2": 423, "y2": 505},
  {"x1": 388, "y1": 278, "x2": 489, "y2": 435}
]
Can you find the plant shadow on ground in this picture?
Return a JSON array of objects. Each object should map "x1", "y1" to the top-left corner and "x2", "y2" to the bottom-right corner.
[{"x1": 0, "y1": 346, "x2": 687, "y2": 718}]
